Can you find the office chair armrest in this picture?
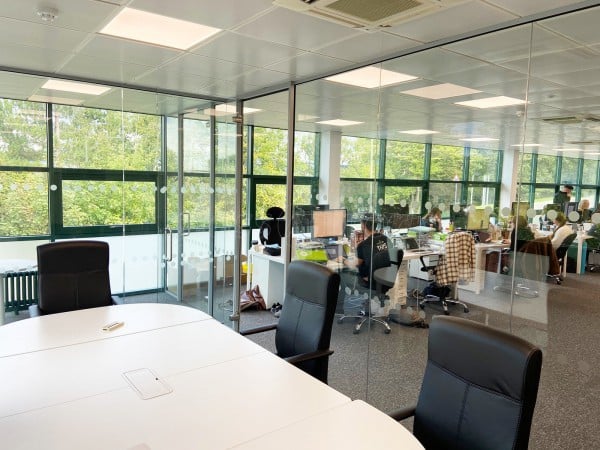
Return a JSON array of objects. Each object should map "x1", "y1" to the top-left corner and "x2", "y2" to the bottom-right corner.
[
  {"x1": 240, "y1": 323, "x2": 278, "y2": 336},
  {"x1": 388, "y1": 405, "x2": 416, "y2": 421},
  {"x1": 284, "y1": 348, "x2": 334, "y2": 365}
]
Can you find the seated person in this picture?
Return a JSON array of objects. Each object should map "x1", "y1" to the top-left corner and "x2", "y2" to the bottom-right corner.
[
  {"x1": 420, "y1": 207, "x2": 442, "y2": 232},
  {"x1": 553, "y1": 184, "x2": 573, "y2": 206},
  {"x1": 577, "y1": 199, "x2": 591, "y2": 223},
  {"x1": 549, "y1": 212, "x2": 573, "y2": 250},
  {"x1": 505, "y1": 215, "x2": 534, "y2": 251},
  {"x1": 341, "y1": 213, "x2": 389, "y2": 288},
  {"x1": 587, "y1": 221, "x2": 600, "y2": 249}
]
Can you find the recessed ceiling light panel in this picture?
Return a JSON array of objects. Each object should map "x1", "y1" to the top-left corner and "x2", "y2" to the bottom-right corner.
[
  {"x1": 400, "y1": 83, "x2": 480, "y2": 99},
  {"x1": 399, "y1": 129, "x2": 439, "y2": 135},
  {"x1": 316, "y1": 119, "x2": 364, "y2": 126},
  {"x1": 42, "y1": 79, "x2": 110, "y2": 95},
  {"x1": 100, "y1": 8, "x2": 221, "y2": 50},
  {"x1": 325, "y1": 66, "x2": 417, "y2": 89},
  {"x1": 455, "y1": 96, "x2": 526, "y2": 109}
]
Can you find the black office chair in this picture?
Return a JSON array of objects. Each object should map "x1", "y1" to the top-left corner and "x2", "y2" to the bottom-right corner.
[
  {"x1": 241, "y1": 260, "x2": 340, "y2": 384},
  {"x1": 419, "y1": 231, "x2": 473, "y2": 315},
  {"x1": 337, "y1": 250, "x2": 393, "y2": 334},
  {"x1": 389, "y1": 316, "x2": 543, "y2": 450},
  {"x1": 29, "y1": 240, "x2": 121, "y2": 317},
  {"x1": 547, "y1": 232, "x2": 576, "y2": 284}
]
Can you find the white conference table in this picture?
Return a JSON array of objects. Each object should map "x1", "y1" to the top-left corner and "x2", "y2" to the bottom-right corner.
[{"x1": 0, "y1": 303, "x2": 423, "y2": 450}]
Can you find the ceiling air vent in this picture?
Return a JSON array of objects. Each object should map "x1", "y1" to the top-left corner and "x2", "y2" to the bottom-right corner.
[{"x1": 273, "y1": 0, "x2": 467, "y2": 29}]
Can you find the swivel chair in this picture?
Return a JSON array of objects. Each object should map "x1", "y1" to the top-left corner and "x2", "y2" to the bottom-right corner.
[
  {"x1": 29, "y1": 240, "x2": 121, "y2": 317},
  {"x1": 389, "y1": 316, "x2": 542, "y2": 450},
  {"x1": 241, "y1": 260, "x2": 340, "y2": 384},
  {"x1": 419, "y1": 231, "x2": 474, "y2": 315},
  {"x1": 337, "y1": 250, "x2": 393, "y2": 334},
  {"x1": 547, "y1": 232, "x2": 576, "y2": 284}
]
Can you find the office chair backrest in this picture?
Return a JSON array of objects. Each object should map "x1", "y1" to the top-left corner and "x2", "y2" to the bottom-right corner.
[
  {"x1": 36, "y1": 240, "x2": 113, "y2": 315},
  {"x1": 555, "y1": 232, "x2": 577, "y2": 261},
  {"x1": 275, "y1": 260, "x2": 340, "y2": 383},
  {"x1": 413, "y1": 316, "x2": 542, "y2": 450}
]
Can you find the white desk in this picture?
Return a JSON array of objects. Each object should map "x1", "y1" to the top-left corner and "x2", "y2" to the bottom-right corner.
[
  {"x1": 0, "y1": 304, "x2": 422, "y2": 450},
  {"x1": 247, "y1": 251, "x2": 285, "y2": 308}
]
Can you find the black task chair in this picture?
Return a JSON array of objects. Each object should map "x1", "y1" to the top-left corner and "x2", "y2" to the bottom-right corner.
[
  {"x1": 241, "y1": 260, "x2": 340, "y2": 384},
  {"x1": 337, "y1": 250, "x2": 393, "y2": 334},
  {"x1": 29, "y1": 240, "x2": 121, "y2": 317},
  {"x1": 547, "y1": 232, "x2": 576, "y2": 284},
  {"x1": 390, "y1": 316, "x2": 543, "y2": 450}
]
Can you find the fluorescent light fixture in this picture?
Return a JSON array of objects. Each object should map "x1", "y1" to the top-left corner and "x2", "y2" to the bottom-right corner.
[
  {"x1": 553, "y1": 148, "x2": 581, "y2": 152},
  {"x1": 400, "y1": 83, "x2": 480, "y2": 99},
  {"x1": 399, "y1": 129, "x2": 439, "y2": 135},
  {"x1": 100, "y1": 8, "x2": 221, "y2": 50},
  {"x1": 325, "y1": 66, "x2": 417, "y2": 89},
  {"x1": 42, "y1": 79, "x2": 110, "y2": 96},
  {"x1": 460, "y1": 137, "x2": 499, "y2": 142},
  {"x1": 456, "y1": 96, "x2": 526, "y2": 108},
  {"x1": 297, "y1": 114, "x2": 319, "y2": 121},
  {"x1": 510, "y1": 143, "x2": 542, "y2": 147},
  {"x1": 28, "y1": 95, "x2": 83, "y2": 106},
  {"x1": 203, "y1": 104, "x2": 261, "y2": 116},
  {"x1": 316, "y1": 119, "x2": 364, "y2": 127}
]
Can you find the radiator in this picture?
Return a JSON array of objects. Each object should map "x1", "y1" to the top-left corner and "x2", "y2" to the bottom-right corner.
[{"x1": 2, "y1": 271, "x2": 38, "y2": 314}]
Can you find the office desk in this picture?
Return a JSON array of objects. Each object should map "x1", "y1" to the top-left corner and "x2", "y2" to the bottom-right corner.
[
  {"x1": 246, "y1": 250, "x2": 285, "y2": 308},
  {"x1": 0, "y1": 304, "x2": 422, "y2": 450}
]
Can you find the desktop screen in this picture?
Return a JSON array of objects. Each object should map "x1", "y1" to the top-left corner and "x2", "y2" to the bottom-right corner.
[
  {"x1": 564, "y1": 201, "x2": 579, "y2": 220},
  {"x1": 467, "y1": 208, "x2": 490, "y2": 231},
  {"x1": 312, "y1": 209, "x2": 347, "y2": 239},
  {"x1": 450, "y1": 204, "x2": 468, "y2": 229},
  {"x1": 511, "y1": 201, "x2": 530, "y2": 218}
]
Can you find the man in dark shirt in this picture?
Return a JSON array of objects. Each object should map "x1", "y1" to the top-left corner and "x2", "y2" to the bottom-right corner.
[
  {"x1": 346, "y1": 214, "x2": 389, "y2": 287},
  {"x1": 553, "y1": 184, "x2": 573, "y2": 205}
]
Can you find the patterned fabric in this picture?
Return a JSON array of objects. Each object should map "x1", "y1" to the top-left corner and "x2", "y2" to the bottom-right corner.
[{"x1": 435, "y1": 232, "x2": 475, "y2": 286}]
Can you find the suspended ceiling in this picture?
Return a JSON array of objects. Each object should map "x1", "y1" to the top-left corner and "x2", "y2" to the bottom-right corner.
[{"x1": 1, "y1": 0, "x2": 600, "y2": 155}]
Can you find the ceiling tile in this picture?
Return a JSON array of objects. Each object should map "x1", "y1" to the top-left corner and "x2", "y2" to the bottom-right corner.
[
  {"x1": 540, "y1": 6, "x2": 600, "y2": 46},
  {"x1": 386, "y1": 1, "x2": 517, "y2": 43},
  {"x1": 135, "y1": 68, "x2": 218, "y2": 95},
  {"x1": 60, "y1": 54, "x2": 155, "y2": 83},
  {"x1": 0, "y1": 43, "x2": 72, "y2": 73},
  {"x1": 315, "y1": 31, "x2": 421, "y2": 63},
  {"x1": 0, "y1": 17, "x2": 89, "y2": 53},
  {"x1": 0, "y1": 0, "x2": 120, "y2": 32},
  {"x1": 235, "y1": 7, "x2": 360, "y2": 51},
  {"x1": 129, "y1": 0, "x2": 274, "y2": 30},
  {"x1": 168, "y1": 53, "x2": 256, "y2": 81},
  {"x1": 190, "y1": 32, "x2": 302, "y2": 68},
  {"x1": 266, "y1": 53, "x2": 354, "y2": 80},
  {"x1": 502, "y1": 47, "x2": 600, "y2": 77},
  {"x1": 0, "y1": 72, "x2": 46, "y2": 100},
  {"x1": 78, "y1": 35, "x2": 182, "y2": 67},
  {"x1": 486, "y1": 0, "x2": 587, "y2": 17}
]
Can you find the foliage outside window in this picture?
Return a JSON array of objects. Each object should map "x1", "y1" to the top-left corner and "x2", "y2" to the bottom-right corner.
[
  {"x1": 62, "y1": 180, "x2": 155, "y2": 227},
  {"x1": 533, "y1": 187, "x2": 555, "y2": 210},
  {"x1": 469, "y1": 148, "x2": 499, "y2": 182},
  {"x1": 340, "y1": 136, "x2": 380, "y2": 179},
  {"x1": 253, "y1": 127, "x2": 287, "y2": 176},
  {"x1": 54, "y1": 105, "x2": 161, "y2": 171},
  {"x1": 582, "y1": 159, "x2": 598, "y2": 185},
  {"x1": 466, "y1": 185, "x2": 496, "y2": 209},
  {"x1": 382, "y1": 186, "x2": 422, "y2": 213},
  {"x1": 294, "y1": 131, "x2": 317, "y2": 177},
  {"x1": 519, "y1": 153, "x2": 533, "y2": 183},
  {"x1": 535, "y1": 155, "x2": 556, "y2": 183},
  {"x1": 429, "y1": 182, "x2": 462, "y2": 210},
  {"x1": 0, "y1": 171, "x2": 48, "y2": 235},
  {"x1": 340, "y1": 180, "x2": 376, "y2": 221},
  {"x1": 0, "y1": 99, "x2": 47, "y2": 167},
  {"x1": 430, "y1": 144, "x2": 463, "y2": 180},
  {"x1": 579, "y1": 188, "x2": 596, "y2": 209},
  {"x1": 255, "y1": 182, "x2": 286, "y2": 220},
  {"x1": 560, "y1": 157, "x2": 578, "y2": 184},
  {"x1": 384, "y1": 141, "x2": 425, "y2": 179},
  {"x1": 216, "y1": 121, "x2": 237, "y2": 175}
]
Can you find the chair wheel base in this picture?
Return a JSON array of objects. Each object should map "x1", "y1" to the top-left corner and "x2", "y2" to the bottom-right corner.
[
  {"x1": 444, "y1": 310, "x2": 450, "y2": 315},
  {"x1": 384, "y1": 328, "x2": 391, "y2": 334},
  {"x1": 464, "y1": 307, "x2": 469, "y2": 313},
  {"x1": 353, "y1": 327, "x2": 360, "y2": 334}
]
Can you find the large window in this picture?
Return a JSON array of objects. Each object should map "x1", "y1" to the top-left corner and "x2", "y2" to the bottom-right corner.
[
  {"x1": 469, "y1": 148, "x2": 500, "y2": 182},
  {"x1": 384, "y1": 141, "x2": 425, "y2": 180},
  {"x1": 430, "y1": 144, "x2": 463, "y2": 181},
  {"x1": 341, "y1": 136, "x2": 380, "y2": 178}
]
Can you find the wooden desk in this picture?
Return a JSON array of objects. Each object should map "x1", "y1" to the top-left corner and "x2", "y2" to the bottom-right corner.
[{"x1": 0, "y1": 304, "x2": 422, "y2": 450}]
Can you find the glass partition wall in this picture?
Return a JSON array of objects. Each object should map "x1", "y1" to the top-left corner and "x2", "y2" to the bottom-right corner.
[
  {"x1": 246, "y1": 6, "x2": 600, "y2": 446},
  {"x1": 0, "y1": 74, "x2": 239, "y2": 327}
]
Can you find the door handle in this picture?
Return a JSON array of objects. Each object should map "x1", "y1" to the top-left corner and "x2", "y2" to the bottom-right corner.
[
  {"x1": 183, "y1": 212, "x2": 191, "y2": 236},
  {"x1": 164, "y1": 227, "x2": 173, "y2": 262}
]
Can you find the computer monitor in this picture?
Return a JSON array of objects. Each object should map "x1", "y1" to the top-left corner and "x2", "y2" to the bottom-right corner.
[
  {"x1": 511, "y1": 201, "x2": 529, "y2": 218},
  {"x1": 564, "y1": 201, "x2": 579, "y2": 220},
  {"x1": 293, "y1": 205, "x2": 313, "y2": 233},
  {"x1": 450, "y1": 204, "x2": 468, "y2": 229},
  {"x1": 467, "y1": 208, "x2": 490, "y2": 231},
  {"x1": 312, "y1": 209, "x2": 347, "y2": 240},
  {"x1": 380, "y1": 204, "x2": 409, "y2": 227},
  {"x1": 391, "y1": 213, "x2": 420, "y2": 229}
]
